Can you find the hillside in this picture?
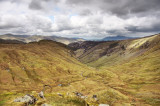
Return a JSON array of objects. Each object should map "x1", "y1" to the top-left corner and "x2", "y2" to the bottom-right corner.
[
  {"x1": 0, "y1": 34, "x2": 84, "y2": 45},
  {"x1": 0, "y1": 39, "x2": 25, "y2": 44},
  {"x1": 0, "y1": 40, "x2": 127, "y2": 106},
  {"x1": 69, "y1": 34, "x2": 160, "y2": 105},
  {"x1": 0, "y1": 34, "x2": 160, "y2": 106},
  {"x1": 69, "y1": 34, "x2": 160, "y2": 66}
]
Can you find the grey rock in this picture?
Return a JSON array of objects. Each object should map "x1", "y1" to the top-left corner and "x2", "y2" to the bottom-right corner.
[
  {"x1": 73, "y1": 92, "x2": 83, "y2": 97},
  {"x1": 58, "y1": 84, "x2": 62, "y2": 86},
  {"x1": 14, "y1": 94, "x2": 37, "y2": 105},
  {"x1": 92, "y1": 95, "x2": 98, "y2": 101},
  {"x1": 99, "y1": 104, "x2": 109, "y2": 106},
  {"x1": 6, "y1": 69, "x2": 10, "y2": 72},
  {"x1": 39, "y1": 91, "x2": 45, "y2": 99},
  {"x1": 92, "y1": 95, "x2": 97, "y2": 98},
  {"x1": 80, "y1": 96, "x2": 87, "y2": 99},
  {"x1": 57, "y1": 93, "x2": 63, "y2": 96},
  {"x1": 41, "y1": 103, "x2": 52, "y2": 106}
]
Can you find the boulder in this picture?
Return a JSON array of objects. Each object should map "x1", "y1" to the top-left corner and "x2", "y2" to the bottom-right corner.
[
  {"x1": 14, "y1": 94, "x2": 37, "y2": 105},
  {"x1": 73, "y1": 92, "x2": 83, "y2": 97},
  {"x1": 41, "y1": 103, "x2": 52, "y2": 106},
  {"x1": 39, "y1": 91, "x2": 45, "y2": 99},
  {"x1": 58, "y1": 84, "x2": 62, "y2": 86},
  {"x1": 92, "y1": 95, "x2": 98, "y2": 101},
  {"x1": 80, "y1": 96, "x2": 87, "y2": 99},
  {"x1": 57, "y1": 93, "x2": 63, "y2": 97},
  {"x1": 92, "y1": 95, "x2": 97, "y2": 98},
  {"x1": 99, "y1": 104, "x2": 109, "y2": 106}
]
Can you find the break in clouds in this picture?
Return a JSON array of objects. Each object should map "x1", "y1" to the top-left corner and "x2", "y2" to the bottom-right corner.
[{"x1": 0, "y1": 0, "x2": 160, "y2": 39}]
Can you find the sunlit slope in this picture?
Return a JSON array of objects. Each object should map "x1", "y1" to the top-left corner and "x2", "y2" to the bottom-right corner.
[
  {"x1": 69, "y1": 34, "x2": 160, "y2": 105},
  {"x1": 0, "y1": 40, "x2": 94, "y2": 92},
  {"x1": 100, "y1": 35, "x2": 160, "y2": 105},
  {"x1": 0, "y1": 34, "x2": 160, "y2": 106},
  {"x1": 70, "y1": 34, "x2": 160, "y2": 68},
  {"x1": 0, "y1": 40, "x2": 129, "y2": 106}
]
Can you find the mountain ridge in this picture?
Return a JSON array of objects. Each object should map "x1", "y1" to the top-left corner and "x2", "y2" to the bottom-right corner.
[
  {"x1": 102, "y1": 35, "x2": 138, "y2": 41},
  {"x1": 0, "y1": 34, "x2": 85, "y2": 45}
]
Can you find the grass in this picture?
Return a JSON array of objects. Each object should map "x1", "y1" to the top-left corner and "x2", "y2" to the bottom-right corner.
[
  {"x1": 142, "y1": 97, "x2": 160, "y2": 106},
  {"x1": 0, "y1": 100, "x2": 5, "y2": 106},
  {"x1": 0, "y1": 34, "x2": 160, "y2": 105},
  {"x1": 77, "y1": 34, "x2": 160, "y2": 105}
]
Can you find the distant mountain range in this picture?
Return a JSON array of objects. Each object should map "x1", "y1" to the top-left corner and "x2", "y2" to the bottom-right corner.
[
  {"x1": 0, "y1": 38, "x2": 25, "y2": 44},
  {"x1": 0, "y1": 34, "x2": 140, "y2": 45},
  {"x1": 102, "y1": 35, "x2": 137, "y2": 41},
  {"x1": 0, "y1": 34, "x2": 85, "y2": 44}
]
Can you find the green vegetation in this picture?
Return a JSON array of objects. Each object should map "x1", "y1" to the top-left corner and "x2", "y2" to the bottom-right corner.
[
  {"x1": 70, "y1": 34, "x2": 160, "y2": 105},
  {"x1": 0, "y1": 34, "x2": 160, "y2": 105}
]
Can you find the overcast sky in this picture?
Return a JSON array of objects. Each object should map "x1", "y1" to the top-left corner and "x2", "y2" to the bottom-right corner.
[{"x1": 0, "y1": 0, "x2": 160, "y2": 39}]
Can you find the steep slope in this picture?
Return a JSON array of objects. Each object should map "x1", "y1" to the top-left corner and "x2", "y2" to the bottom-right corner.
[
  {"x1": 0, "y1": 40, "x2": 127, "y2": 106},
  {"x1": 0, "y1": 34, "x2": 160, "y2": 106},
  {"x1": 69, "y1": 34, "x2": 160, "y2": 67},
  {"x1": 0, "y1": 40, "x2": 90, "y2": 92},
  {"x1": 0, "y1": 39, "x2": 25, "y2": 44},
  {"x1": 0, "y1": 34, "x2": 84, "y2": 44},
  {"x1": 69, "y1": 34, "x2": 160, "y2": 105}
]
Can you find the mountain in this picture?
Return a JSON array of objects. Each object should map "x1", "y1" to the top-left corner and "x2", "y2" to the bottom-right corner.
[
  {"x1": 0, "y1": 38, "x2": 25, "y2": 44},
  {"x1": 69, "y1": 34, "x2": 160, "y2": 105},
  {"x1": 0, "y1": 40, "x2": 93, "y2": 91},
  {"x1": 0, "y1": 34, "x2": 85, "y2": 44},
  {"x1": 69, "y1": 34, "x2": 159, "y2": 65},
  {"x1": 102, "y1": 35, "x2": 137, "y2": 41},
  {"x1": 1, "y1": 40, "x2": 125, "y2": 106},
  {"x1": 0, "y1": 40, "x2": 100, "y2": 105},
  {"x1": 0, "y1": 34, "x2": 160, "y2": 106}
]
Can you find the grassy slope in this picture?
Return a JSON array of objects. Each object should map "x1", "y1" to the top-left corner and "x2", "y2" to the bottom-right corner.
[
  {"x1": 0, "y1": 40, "x2": 127, "y2": 106},
  {"x1": 0, "y1": 34, "x2": 160, "y2": 106},
  {"x1": 72, "y1": 34, "x2": 160, "y2": 105},
  {"x1": 100, "y1": 40, "x2": 160, "y2": 105},
  {"x1": 0, "y1": 40, "x2": 91, "y2": 105}
]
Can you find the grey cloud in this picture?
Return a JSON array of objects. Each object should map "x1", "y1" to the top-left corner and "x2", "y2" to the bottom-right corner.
[
  {"x1": 29, "y1": 0, "x2": 43, "y2": 10},
  {"x1": 29, "y1": 0, "x2": 60, "y2": 10},
  {"x1": 66, "y1": 0, "x2": 92, "y2": 5},
  {"x1": 66, "y1": 0, "x2": 160, "y2": 16},
  {"x1": 0, "y1": 0, "x2": 9, "y2": 1},
  {"x1": 107, "y1": 30, "x2": 126, "y2": 36},
  {"x1": 79, "y1": 9, "x2": 92, "y2": 16},
  {"x1": 0, "y1": 24, "x2": 20, "y2": 29},
  {"x1": 125, "y1": 21, "x2": 160, "y2": 33}
]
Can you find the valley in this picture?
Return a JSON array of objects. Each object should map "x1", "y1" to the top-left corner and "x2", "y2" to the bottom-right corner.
[{"x1": 0, "y1": 34, "x2": 160, "y2": 106}]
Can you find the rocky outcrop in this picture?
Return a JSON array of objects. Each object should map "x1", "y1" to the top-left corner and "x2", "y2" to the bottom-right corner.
[{"x1": 14, "y1": 94, "x2": 37, "y2": 106}]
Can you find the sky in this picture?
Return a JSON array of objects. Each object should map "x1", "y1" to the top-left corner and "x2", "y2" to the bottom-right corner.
[{"x1": 0, "y1": 0, "x2": 160, "y2": 39}]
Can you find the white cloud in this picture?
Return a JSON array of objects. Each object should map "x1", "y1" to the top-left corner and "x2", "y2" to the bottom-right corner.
[{"x1": 0, "y1": 0, "x2": 160, "y2": 39}]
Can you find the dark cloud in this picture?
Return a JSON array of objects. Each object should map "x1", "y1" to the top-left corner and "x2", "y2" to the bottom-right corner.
[
  {"x1": 29, "y1": 0, "x2": 43, "y2": 10},
  {"x1": 29, "y1": 0, "x2": 60, "y2": 10},
  {"x1": 66, "y1": 0, "x2": 92, "y2": 5},
  {"x1": 0, "y1": 24, "x2": 20, "y2": 29},
  {"x1": 125, "y1": 20, "x2": 160, "y2": 33},
  {"x1": 79, "y1": 9, "x2": 92, "y2": 16},
  {"x1": 0, "y1": 0, "x2": 7, "y2": 1},
  {"x1": 66, "y1": 0, "x2": 160, "y2": 16}
]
